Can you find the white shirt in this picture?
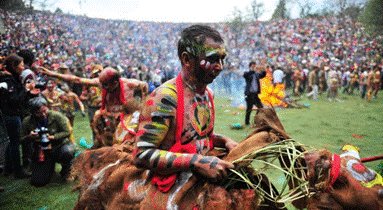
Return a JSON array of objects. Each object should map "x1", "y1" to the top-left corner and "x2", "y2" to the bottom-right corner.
[{"x1": 273, "y1": 69, "x2": 285, "y2": 84}]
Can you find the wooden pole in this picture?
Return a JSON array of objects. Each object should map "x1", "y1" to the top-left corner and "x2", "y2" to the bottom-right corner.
[{"x1": 361, "y1": 155, "x2": 383, "y2": 163}]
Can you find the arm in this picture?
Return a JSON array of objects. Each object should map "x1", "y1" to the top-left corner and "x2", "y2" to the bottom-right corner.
[
  {"x1": 71, "y1": 92, "x2": 85, "y2": 113},
  {"x1": 79, "y1": 87, "x2": 88, "y2": 101},
  {"x1": 49, "y1": 112, "x2": 71, "y2": 141},
  {"x1": 39, "y1": 67, "x2": 99, "y2": 86},
  {"x1": 134, "y1": 86, "x2": 234, "y2": 180},
  {"x1": 20, "y1": 117, "x2": 39, "y2": 142},
  {"x1": 258, "y1": 70, "x2": 267, "y2": 79}
]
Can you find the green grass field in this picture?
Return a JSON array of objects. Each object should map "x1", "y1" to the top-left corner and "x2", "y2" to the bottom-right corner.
[{"x1": 1, "y1": 92, "x2": 382, "y2": 210}]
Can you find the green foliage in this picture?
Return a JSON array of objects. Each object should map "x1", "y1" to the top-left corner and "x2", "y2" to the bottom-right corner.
[
  {"x1": 272, "y1": 0, "x2": 289, "y2": 20},
  {"x1": 250, "y1": 0, "x2": 265, "y2": 21},
  {"x1": 343, "y1": 4, "x2": 364, "y2": 20},
  {"x1": 360, "y1": 0, "x2": 383, "y2": 35},
  {"x1": 0, "y1": 0, "x2": 26, "y2": 10},
  {"x1": 0, "y1": 93, "x2": 382, "y2": 209},
  {"x1": 54, "y1": 8, "x2": 63, "y2": 14},
  {"x1": 226, "y1": 8, "x2": 246, "y2": 48}
]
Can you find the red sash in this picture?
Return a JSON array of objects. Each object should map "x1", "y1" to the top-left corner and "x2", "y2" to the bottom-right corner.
[{"x1": 152, "y1": 74, "x2": 215, "y2": 192}]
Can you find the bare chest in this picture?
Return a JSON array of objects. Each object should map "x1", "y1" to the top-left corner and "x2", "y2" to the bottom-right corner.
[{"x1": 180, "y1": 91, "x2": 214, "y2": 144}]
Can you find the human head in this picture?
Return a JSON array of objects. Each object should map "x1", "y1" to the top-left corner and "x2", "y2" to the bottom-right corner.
[
  {"x1": 29, "y1": 96, "x2": 49, "y2": 121},
  {"x1": 46, "y1": 79, "x2": 56, "y2": 91},
  {"x1": 20, "y1": 69, "x2": 36, "y2": 85},
  {"x1": 60, "y1": 83, "x2": 70, "y2": 93},
  {"x1": 17, "y1": 49, "x2": 35, "y2": 67},
  {"x1": 98, "y1": 67, "x2": 120, "y2": 92},
  {"x1": 177, "y1": 25, "x2": 226, "y2": 84},
  {"x1": 249, "y1": 61, "x2": 256, "y2": 70},
  {"x1": 59, "y1": 63, "x2": 70, "y2": 74},
  {"x1": 4, "y1": 54, "x2": 24, "y2": 76},
  {"x1": 91, "y1": 64, "x2": 103, "y2": 78}
]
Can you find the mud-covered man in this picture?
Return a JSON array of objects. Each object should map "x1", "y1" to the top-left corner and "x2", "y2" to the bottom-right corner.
[{"x1": 134, "y1": 25, "x2": 238, "y2": 193}]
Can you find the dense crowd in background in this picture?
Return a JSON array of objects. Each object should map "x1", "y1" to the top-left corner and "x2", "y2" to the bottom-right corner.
[{"x1": 1, "y1": 9, "x2": 382, "y2": 103}]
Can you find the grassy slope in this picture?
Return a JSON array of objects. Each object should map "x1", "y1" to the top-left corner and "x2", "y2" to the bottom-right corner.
[{"x1": 0, "y1": 92, "x2": 382, "y2": 209}]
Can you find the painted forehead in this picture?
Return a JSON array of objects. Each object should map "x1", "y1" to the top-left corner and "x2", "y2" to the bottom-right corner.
[
  {"x1": 204, "y1": 46, "x2": 227, "y2": 57},
  {"x1": 186, "y1": 43, "x2": 227, "y2": 57}
]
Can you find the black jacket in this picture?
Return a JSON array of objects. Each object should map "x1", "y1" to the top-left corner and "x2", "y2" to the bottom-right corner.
[
  {"x1": 243, "y1": 70, "x2": 266, "y2": 95},
  {"x1": 0, "y1": 72, "x2": 31, "y2": 116}
]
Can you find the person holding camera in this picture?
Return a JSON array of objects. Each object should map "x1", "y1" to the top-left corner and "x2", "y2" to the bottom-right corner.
[{"x1": 21, "y1": 97, "x2": 75, "y2": 186}]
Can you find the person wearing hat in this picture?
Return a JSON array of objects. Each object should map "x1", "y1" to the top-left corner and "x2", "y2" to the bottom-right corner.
[{"x1": 21, "y1": 96, "x2": 74, "y2": 186}]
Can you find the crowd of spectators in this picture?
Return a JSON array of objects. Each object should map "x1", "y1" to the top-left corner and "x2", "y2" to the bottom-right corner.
[{"x1": 0, "y1": 10, "x2": 382, "y2": 94}]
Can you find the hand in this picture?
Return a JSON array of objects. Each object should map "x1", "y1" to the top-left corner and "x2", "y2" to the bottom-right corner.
[
  {"x1": 29, "y1": 131, "x2": 39, "y2": 141},
  {"x1": 38, "y1": 67, "x2": 53, "y2": 76},
  {"x1": 225, "y1": 139, "x2": 238, "y2": 152},
  {"x1": 192, "y1": 155, "x2": 234, "y2": 182}
]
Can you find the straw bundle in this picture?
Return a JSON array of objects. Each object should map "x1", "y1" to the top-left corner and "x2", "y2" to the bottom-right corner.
[{"x1": 224, "y1": 139, "x2": 313, "y2": 208}]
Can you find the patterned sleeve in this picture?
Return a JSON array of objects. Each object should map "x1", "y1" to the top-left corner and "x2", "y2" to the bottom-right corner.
[{"x1": 134, "y1": 83, "x2": 196, "y2": 174}]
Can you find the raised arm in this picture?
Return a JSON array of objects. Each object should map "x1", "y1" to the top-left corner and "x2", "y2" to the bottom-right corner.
[
  {"x1": 39, "y1": 67, "x2": 100, "y2": 86},
  {"x1": 71, "y1": 92, "x2": 85, "y2": 113}
]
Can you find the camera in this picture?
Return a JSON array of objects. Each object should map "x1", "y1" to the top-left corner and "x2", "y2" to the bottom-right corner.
[
  {"x1": 34, "y1": 76, "x2": 47, "y2": 90},
  {"x1": 34, "y1": 127, "x2": 50, "y2": 150}
]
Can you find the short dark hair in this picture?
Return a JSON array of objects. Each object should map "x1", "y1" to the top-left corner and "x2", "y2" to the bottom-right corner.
[
  {"x1": 177, "y1": 25, "x2": 223, "y2": 61},
  {"x1": 249, "y1": 61, "x2": 256, "y2": 67},
  {"x1": 17, "y1": 49, "x2": 35, "y2": 67},
  {"x1": 4, "y1": 54, "x2": 23, "y2": 75},
  {"x1": 29, "y1": 96, "x2": 48, "y2": 112}
]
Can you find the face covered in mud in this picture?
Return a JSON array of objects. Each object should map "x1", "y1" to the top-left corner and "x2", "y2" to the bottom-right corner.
[{"x1": 192, "y1": 38, "x2": 226, "y2": 84}]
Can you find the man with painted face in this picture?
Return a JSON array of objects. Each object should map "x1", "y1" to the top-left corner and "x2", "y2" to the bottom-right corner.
[
  {"x1": 134, "y1": 25, "x2": 238, "y2": 194},
  {"x1": 41, "y1": 79, "x2": 62, "y2": 111}
]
